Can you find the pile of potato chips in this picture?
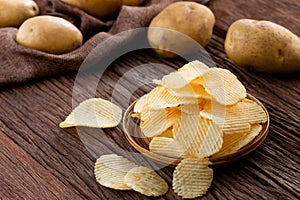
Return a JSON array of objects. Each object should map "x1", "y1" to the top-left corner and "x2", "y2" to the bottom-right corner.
[
  {"x1": 60, "y1": 60, "x2": 268, "y2": 198},
  {"x1": 131, "y1": 60, "x2": 268, "y2": 198}
]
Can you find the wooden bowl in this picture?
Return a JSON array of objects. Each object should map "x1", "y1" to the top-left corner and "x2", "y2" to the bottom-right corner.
[{"x1": 123, "y1": 94, "x2": 269, "y2": 166}]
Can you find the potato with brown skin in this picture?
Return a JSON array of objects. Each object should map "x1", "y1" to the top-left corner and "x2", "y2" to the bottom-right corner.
[
  {"x1": 123, "y1": 0, "x2": 144, "y2": 6},
  {"x1": 148, "y1": 1, "x2": 215, "y2": 58},
  {"x1": 225, "y1": 19, "x2": 300, "y2": 73},
  {"x1": 60, "y1": 0, "x2": 123, "y2": 19},
  {"x1": 16, "y1": 16, "x2": 83, "y2": 54},
  {"x1": 0, "y1": 0, "x2": 39, "y2": 28}
]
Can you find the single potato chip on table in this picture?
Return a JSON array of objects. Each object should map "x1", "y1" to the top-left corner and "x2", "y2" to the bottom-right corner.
[
  {"x1": 124, "y1": 166, "x2": 169, "y2": 197},
  {"x1": 59, "y1": 98, "x2": 122, "y2": 128},
  {"x1": 94, "y1": 154, "x2": 138, "y2": 190},
  {"x1": 173, "y1": 157, "x2": 213, "y2": 198}
]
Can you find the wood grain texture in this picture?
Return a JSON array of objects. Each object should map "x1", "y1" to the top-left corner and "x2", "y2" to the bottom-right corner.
[{"x1": 0, "y1": 0, "x2": 299, "y2": 199}]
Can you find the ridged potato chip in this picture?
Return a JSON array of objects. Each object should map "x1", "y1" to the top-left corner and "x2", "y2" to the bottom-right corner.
[
  {"x1": 154, "y1": 61, "x2": 209, "y2": 89},
  {"x1": 124, "y1": 166, "x2": 169, "y2": 197},
  {"x1": 60, "y1": 98, "x2": 122, "y2": 128},
  {"x1": 215, "y1": 121, "x2": 251, "y2": 135},
  {"x1": 200, "y1": 98, "x2": 267, "y2": 134},
  {"x1": 149, "y1": 137, "x2": 185, "y2": 158},
  {"x1": 140, "y1": 108, "x2": 180, "y2": 137},
  {"x1": 212, "y1": 124, "x2": 263, "y2": 157},
  {"x1": 134, "y1": 86, "x2": 198, "y2": 114},
  {"x1": 133, "y1": 93, "x2": 149, "y2": 114},
  {"x1": 179, "y1": 60, "x2": 210, "y2": 72},
  {"x1": 94, "y1": 154, "x2": 138, "y2": 190},
  {"x1": 197, "y1": 68, "x2": 247, "y2": 105},
  {"x1": 169, "y1": 82, "x2": 211, "y2": 99},
  {"x1": 173, "y1": 113, "x2": 223, "y2": 157},
  {"x1": 173, "y1": 157, "x2": 213, "y2": 198}
]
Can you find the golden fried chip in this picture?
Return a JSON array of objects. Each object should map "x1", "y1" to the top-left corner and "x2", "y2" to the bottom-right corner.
[
  {"x1": 140, "y1": 108, "x2": 181, "y2": 137},
  {"x1": 94, "y1": 154, "x2": 138, "y2": 190},
  {"x1": 134, "y1": 87, "x2": 198, "y2": 114},
  {"x1": 124, "y1": 166, "x2": 169, "y2": 197},
  {"x1": 216, "y1": 121, "x2": 251, "y2": 135},
  {"x1": 173, "y1": 113, "x2": 223, "y2": 157},
  {"x1": 154, "y1": 61, "x2": 209, "y2": 89},
  {"x1": 211, "y1": 124, "x2": 263, "y2": 157},
  {"x1": 149, "y1": 137, "x2": 185, "y2": 158},
  {"x1": 59, "y1": 98, "x2": 122, "y2": 128},
  {"x1": 173, "y1": 157, "x2": 213, "y2": 198},
  {"x1": 179, "y1": 60, "x2": 210, "y2": 72},
  {"x1": 169, "y1": 82, "x2": 211, "y2": 99},
  {"x1": 148, "y1": 87, "x2": 198, "y2": 109},
  {"x1": 133, "y1": 93, "x2": 149, "y2": 114},
  {"x1": 200, "y1": 98, "x2": 267, "y2": 134},
  {"x1": 196, "y1": 68, "x2": 246, "y2": 105}
]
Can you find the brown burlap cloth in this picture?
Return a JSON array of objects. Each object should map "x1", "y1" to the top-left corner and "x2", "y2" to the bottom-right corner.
[{"x1": 0, "y1": 0, "x2": 207, "y2": 86}]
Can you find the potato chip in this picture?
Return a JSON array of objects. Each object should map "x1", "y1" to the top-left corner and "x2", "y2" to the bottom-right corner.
[
  {"x1": 179, "y1": 60, "x2": 210, "y2": 72},
  {"x1": 124, "y1": 166, "x2": 169, "y2": 197},
  {"x1": 173, "y1": 113, "x2": 223, "y2": 157},
  {"x1": 200, "y1": 98, "x2": 267, "y2": 134},
  {"x1": 133, "y1": 87, "x2": 198, "y2": 115},
  {"x1": 173, "y1": 157, "x2": 213, "y2": 198},
  {"x1": 149, "y1": 137, "x2": 185, "y2": 158},
  {"x1": 140, "y1": 108, "x2": 181, "y2": 137},
  {"x1": 211, "y1": 124, "x2": 263, "y2": 157},
  {"x1": 154, "y1": 61, "x2": 209, "y2": 89},
  {"x1": 169, "y1": 82, "x2": 211, "y2": 99},
  {"x1": 150, "y1": 87, "x2": 199, "y2": 109},
  {"x1": 196, "y1": 68, "x2": 246, "y2": 105},
  {"x1": 94, "y1": 154, "x2": 138, "y2": 190},
  {"x1": 215, "y1": 121, "x2": 251, "y2": 135},
  {"x1": 59, "y1": 98, "x2": 122, "y2": 128},
  {"x1": 133, "y1": 93, "x2": 149, "y2": 114}
]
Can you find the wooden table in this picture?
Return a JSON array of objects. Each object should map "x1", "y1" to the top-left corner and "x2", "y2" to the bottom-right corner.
[{"x1": 1, "y1": 0, "x2": 299, "y2": 199}]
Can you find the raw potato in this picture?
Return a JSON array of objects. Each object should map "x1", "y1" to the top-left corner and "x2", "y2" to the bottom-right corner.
[
  {"x1": 0, "y1": 0, "x2": 39, "y2": 28},
  {"x1": 61, "y1": 0, "x2": 123, "y2": 19},
  {"x1": 225, "y1": 19, "x2": 300, "y2": 73},
  {"x1": 148, "y1": 1, "x2": 215, "y2": 58},
  {"x1": 123, "y1": 0, "x2": 144, "y2": 6},
  {"x1": 16, "y1": 16, "x2": 83, "y2": 54}
]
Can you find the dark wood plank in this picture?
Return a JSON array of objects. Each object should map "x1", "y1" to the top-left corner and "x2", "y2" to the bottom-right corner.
[
  {"x1": 0, "y1": 0, "x2": 299, "y2": 199},
  {"x1": 0, "y1": 123, "x2": 85, "y2": 199}
]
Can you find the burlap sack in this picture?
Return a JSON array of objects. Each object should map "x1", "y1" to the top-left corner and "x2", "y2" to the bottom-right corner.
[{"x1": 0, "y1": 0, "x2": 207, "y2": 86}]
